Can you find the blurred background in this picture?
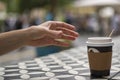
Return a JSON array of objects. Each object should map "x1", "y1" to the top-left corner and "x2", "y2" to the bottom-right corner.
[{"x1": 0, "y1": 0, "x2": 120, "y2": 66}]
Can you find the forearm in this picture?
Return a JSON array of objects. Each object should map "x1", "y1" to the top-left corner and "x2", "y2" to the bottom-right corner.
[{"x1": 0, "y1": 28, "x2": 31, "y2": 55}]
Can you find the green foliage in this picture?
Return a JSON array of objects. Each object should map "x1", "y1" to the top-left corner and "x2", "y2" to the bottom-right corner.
[
  {"x1": 18, "y1": 0, "x2": 74, "y2": 13},
  {"x1": 0, "y1": 0, "x2": 8, "y2": 3},
  {"x1": 0, "y1": 0, "x2": 74, "y2": 13},
  {"x1": 0, "y1": 0, "x2": 19, "y2": 12}
]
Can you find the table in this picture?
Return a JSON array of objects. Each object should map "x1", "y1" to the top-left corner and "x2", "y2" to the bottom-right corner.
[{"x1": 0, "y1": 45, "x2": 120, "y2": 80}]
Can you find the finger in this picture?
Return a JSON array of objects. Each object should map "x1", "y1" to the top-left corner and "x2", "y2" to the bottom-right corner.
[
  {"x1": 52, "y1": 40, "x2": 70, "y2": 47},
  {"x1": 56, "y1": 27, "x2": 79, "y2": 37},
  {"x1": 46, "y1": 29, "x2": 63, "y2": 39},
  {"x1": 55, "y1": 21, "x2": 76, "y2": 30},
  {"x1": 46, "y1": 28, "x2": 78, "y2": 40},
  {"x1": 60, "y1": 34, "x2": 76, "y2": 40}
]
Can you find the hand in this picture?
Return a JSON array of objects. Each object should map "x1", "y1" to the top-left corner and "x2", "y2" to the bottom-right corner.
[{"x1": 26, "y1": 21, "x2": 79, "y2": 47}]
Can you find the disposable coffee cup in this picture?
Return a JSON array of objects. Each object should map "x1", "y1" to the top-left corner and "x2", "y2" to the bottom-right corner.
[{"x1": 86, "y1": 37, "x2": 114, "y2": 78}]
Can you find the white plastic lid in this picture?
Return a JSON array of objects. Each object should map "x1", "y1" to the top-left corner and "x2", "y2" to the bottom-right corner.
[{"x1": 86, "y1": 37, "x2": 114, "y2": 46}]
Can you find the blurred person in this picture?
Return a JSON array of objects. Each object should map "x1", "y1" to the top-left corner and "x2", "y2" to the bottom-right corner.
[
  {"x1": 0, "y1": 21, "x2": 79, "y2": 55},
  {"x1": 15, "y1": 14, "x2": 30, "y2": 30},
  {"x1": 111, "y1": 12, "x2": 120, "y2": 36},
  {"x1": 45, "y1": 12, "x2": 54, "y2": 21},
  {"x1": 4, "y1": 15, "x2": 17, "y2": 32},
  {"x1": 4, "y1": 16, "x2": 10, "y2": 31},
  {"x1": 30, "y1": 17, "x2": 41, "y2": 26},
  {"x1": 64, "y1": 11, "x2": 74, "y2": 24},
  {"x1": 86, "y1": 14, "x2": 99, "y2": 33},
  {"x1": 98, "y1": 17, "x2": 104, "y2": 36},
  {"x1": 22, "y1": 14, "x2": 30, "y2": 29},
  {"x1": 15, "y1": 16, "x2": 23, "y2": 30},
  {"x1": 76, "y1": 15, "x2": 87, "y2": 33}
]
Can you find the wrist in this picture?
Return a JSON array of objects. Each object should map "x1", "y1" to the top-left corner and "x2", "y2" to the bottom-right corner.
[
  {"x1": 23, "y1": 27, "x2": 36, "y2": 39},
  {"x1": 27, "y1": 26, "x2": 39, "y2": 40}
]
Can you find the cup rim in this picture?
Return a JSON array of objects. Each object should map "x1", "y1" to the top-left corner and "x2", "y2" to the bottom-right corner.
[{"x1": 86, "y1": 41, "x2": 114, "y2": 46}]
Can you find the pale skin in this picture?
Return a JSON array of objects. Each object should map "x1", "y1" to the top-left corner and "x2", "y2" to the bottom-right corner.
[{"x1": 0, "y1": 21, "x2": 79, "y2": 55}]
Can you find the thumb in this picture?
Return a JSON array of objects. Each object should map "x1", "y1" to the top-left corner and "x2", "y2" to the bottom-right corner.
[{"x1": 46, "y1": 30, "x2": 63, "y2": 39}]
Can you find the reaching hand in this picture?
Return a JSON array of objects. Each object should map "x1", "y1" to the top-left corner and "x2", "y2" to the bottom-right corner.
[{"x1": 26, "y1": 21, "x2": 79, "y2": 47}]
